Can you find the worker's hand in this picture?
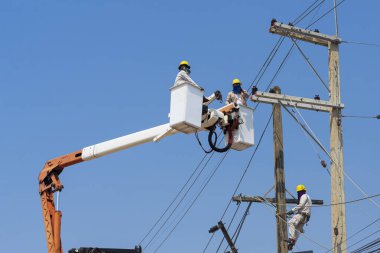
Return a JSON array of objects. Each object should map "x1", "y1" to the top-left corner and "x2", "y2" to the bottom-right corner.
[
  {"x1": 251, "y1": 86, "x2": 258, "y2": 95},
  {"x1": 214, "y1": 90, "x2": 222, "y2": 101},
  {"x1": 287, "y1": 210, "x2": 294, "y2": 216}
]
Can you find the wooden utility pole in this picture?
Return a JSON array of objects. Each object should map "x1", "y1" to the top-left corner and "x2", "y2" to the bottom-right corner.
[
  {"x1": 248, "y1": 20, "x2": 346, "y2": 253},
  {"x1": 329, "y1": 42, "x2": 346, "y2": 253},
  {"x1": 271, "y1": 86, "x2": 288, "y2": 253}
]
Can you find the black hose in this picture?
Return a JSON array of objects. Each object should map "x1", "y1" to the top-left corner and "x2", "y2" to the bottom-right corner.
[
  {"x1": 195, "y1": 131, "x2": 214, "y2": 153},
  {"x1": 208, "y1": 129, "x2": 232, "y2": 153}
]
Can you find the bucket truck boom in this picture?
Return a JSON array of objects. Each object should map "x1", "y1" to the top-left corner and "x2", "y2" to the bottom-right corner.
[{"x1": 38, "y1": 83, "x2": 254, "y2": 253}]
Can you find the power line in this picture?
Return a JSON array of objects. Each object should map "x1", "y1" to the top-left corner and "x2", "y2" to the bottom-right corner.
[
  {"x1": 215, "y1": 112, "x2": 274, "y2": 253},
  {"x1": 351, "y1": 237, "x2": 380, "y2": 253},
  {"x1": 293, "y1": 0, "x2": 327, "y2": 25},
  {"x1": 248, "y1": 37, "x2": 285, "y2": 91},
  {"x1": 281, "y1": 101, "x2": 380, "y2": 209},
  {"x1": 152, "y1": 151, "x2": 230, "y2": 253},
  {"x1": 215, "y1": 204, "x2": 242, "y2": 253},
  {"x1": 343, "y1": 41, "x2": 380, "y2": 48},
  {"x1": 344, "y1": 229, "x2": 380, "y2": 252},
  {"x1": 259, "y1": 192, "x2": 380, "y2": 208},
  {"x1": 289, "y1": 37, "x2": 330, "y2": 92},
  {"x1": 307, "y1": 0, "x2": 348, "y2": 29},
  {"x1": 221, "y1": 202, "x2": 253, "y2": 253},
  {"x1": 343, "y1": 115, "x2": 380, "y2": 119},
  {"x1": 139, "y1": 152, "x2": 210, "y2": 245},
  {"x1": 144, "y1": 150, "x2": 219, "y2": 249},
  {"x1": 308, "y1": 0, "x2": 325, "y2": 25},
  {"x1": 202, "y1": 111, "x2": 274, "y2": 253},
  {"x1": 325, "y1": 217, "x2": 380, "y2": 253}
]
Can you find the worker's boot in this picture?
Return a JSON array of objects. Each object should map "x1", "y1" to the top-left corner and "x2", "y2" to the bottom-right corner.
[{"x1": 287, "y1": 238, "x2": 296, "y2": 250}]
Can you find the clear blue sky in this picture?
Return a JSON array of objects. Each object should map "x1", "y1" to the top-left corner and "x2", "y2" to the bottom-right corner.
[{"x1": 1, "y1": 0, "x2": 379, "y2": 252}]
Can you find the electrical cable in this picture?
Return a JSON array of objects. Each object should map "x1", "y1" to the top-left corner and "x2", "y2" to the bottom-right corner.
[
  {"x1": 289, "y1": 37, "x2": 330, "y2": 92},
  {"x1": 308, "y1": 0, "x2": 325, "y2": 25},
  {"x1": 260, "y1": 196, "x2": 330, "y2": 250},
  {"x1": 139, "y1": 152, "x2": 210, "y2": 245},
  {"x1": 292, "y1": 0, "x2": 324, "y2": 24},
  {"x1": 353, "y1": 237, "x2": 380, "y2": 253},
  {"x1": 344, "y1": 229, "x2": 380, "y2": 252},
  {"x1": 279, "y1": 98, "x2": 380, "y2": 250},
  {"x1": 220, "y1": 202, "x2": 253, "y2": 253},
  {"x1": 232, "y1": 202, "x2": 252, "y2": 245},
  {"x1": 215, "y1": 203, "x2": 242, "y2": 253},
  {"x1": 262, "y1": 44, "x2": 295, "y2": 93},
  {"x1": 325, "y1": 217, "x2": 380, "y2": 253},
  {"x1": 248, "y1": 37, "x2": 286, "y2": 91},
  {"x1": 202, "y1": 111, "x2": 274, "y2": 253},
  {"x1": 343, "y1": 115, "x2": 380, "y2": 119},
  {"x1": 206, "y1": 1, "x2": 343, "y2": 251},
  {"x1": 195, "y1": 131, "x2": 214, "y2": 153},
  {"x1": 143, "y1": 150, "x2": 218, "y2": 250},
  {"x1": 280, "y1": 102, "x2": 332, "y2": 173},
  {"x1": 152, "y1": 151, "x2": 230, "y2": 253},
  {"x1": 259, "y1": 192, "x2": 380, "y2": 208},
  {"x1": 306, "y1": 0, "x2": 348, "y2": 29},
  {"x1": 342, "y1": 41, "x2": 380, "y2": 48},
  {"x1": 211, "y1": 3, "x2": 333, "y2": 248},
  {"x1": 281, "y1": 101, "x2": 380, "y2": 209}
]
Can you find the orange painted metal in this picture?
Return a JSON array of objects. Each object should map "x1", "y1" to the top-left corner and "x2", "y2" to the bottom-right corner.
[
  {"x1": 39, "y1": 150, "x2": 83, "y2": 253},
  {"x1": 53, "y1": 211, "x2": 62, "y2": 253},
  {"x1": 217, "y1": 103, "x2": 238, "y2": 114}
]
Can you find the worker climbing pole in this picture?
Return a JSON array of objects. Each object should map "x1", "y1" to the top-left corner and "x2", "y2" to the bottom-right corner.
[{"x1": 286, "y1": 185, "x2": 312, "y2": 250}]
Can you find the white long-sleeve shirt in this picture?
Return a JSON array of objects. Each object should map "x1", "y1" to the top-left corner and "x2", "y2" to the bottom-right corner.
[
  {"x1": 291, "y1": 193, "x2": 312, "y2": 216},
  {"x1": 173, "y1": 70, "x2": 203, "y2": 89}
]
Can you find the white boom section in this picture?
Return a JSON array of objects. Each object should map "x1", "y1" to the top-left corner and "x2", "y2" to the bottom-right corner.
[
  {"x1": 81, "y1": 83, "x2": 254, "y2": 161},
  {"x1": 82, "y1": 123, "x2": 177, "y2": 161}
]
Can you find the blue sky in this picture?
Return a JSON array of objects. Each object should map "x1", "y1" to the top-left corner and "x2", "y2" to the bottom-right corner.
[{"x1": 1, "y1": 0, "x2": 379, "y2": 252}]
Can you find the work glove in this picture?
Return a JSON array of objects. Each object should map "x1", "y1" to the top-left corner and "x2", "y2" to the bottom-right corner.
[
  {"x1": 214, "y1": 90, "x2": 222, "y2": 101},
  {"x1": 251, "y1": 85, "x2": 258, "y2": 95},
  {"x1": 287, "y1": 210, "x2": 294, "y2": 216}
]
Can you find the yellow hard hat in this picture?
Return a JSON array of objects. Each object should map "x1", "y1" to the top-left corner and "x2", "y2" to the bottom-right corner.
[
  {"x1": 232, "y1": 78, "x2": 241, "y2": 85},
  {"x1": 296, "y1": 184, "x2": 306, "y2": 192},
  {"x1": 178, "y1": 60, "x2": 190, "y2": 70}
]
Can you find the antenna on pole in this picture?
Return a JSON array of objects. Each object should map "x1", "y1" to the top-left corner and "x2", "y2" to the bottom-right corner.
[{"x1": 333, "y1": 0, "x2": 339, "y2": 36}]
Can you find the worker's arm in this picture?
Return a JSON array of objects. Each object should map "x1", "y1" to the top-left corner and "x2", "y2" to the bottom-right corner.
[
  {"x1": 291, "y1": 195, "x2": 308, "y2": 213},
  {"x1": 225, "y1": 92, "x2": 232, "y2": 105},
  {"x1": 242, "y1": 89, "x2": 249, "y2": 99},
  {"x1": 174, "y1": 70, "x2": 204, "y2": 90},
  {"x1": 203, "y1": 90, "x2": 222, "y2": 106}
]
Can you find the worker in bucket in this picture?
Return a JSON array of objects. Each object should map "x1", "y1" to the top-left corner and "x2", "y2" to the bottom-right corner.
[
  {"x1": 174, "y1": 60, "x2": 222, "y2": 107},
  {"x1": 286, "y1": 184, "x2": 312, "y2": 250},
  {"x1": 226, "y1": 78, "x2": 250, "y2": 106},
  {"x1": 174, "y1": 60, "x2": 203, "y2": 89}
]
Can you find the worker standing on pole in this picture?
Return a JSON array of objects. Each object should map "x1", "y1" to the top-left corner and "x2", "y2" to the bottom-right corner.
[
  {"x1": 226, "y1": 79, "x2": 249, "y2": 106},
  {"x1": 286, "y1": 184, "x2": 312, "y2": 250}
]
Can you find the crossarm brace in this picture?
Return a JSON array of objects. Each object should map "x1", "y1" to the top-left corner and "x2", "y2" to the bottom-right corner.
[{"x1": 269, "y1": 20, "x2": 342, "y2": 47}]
